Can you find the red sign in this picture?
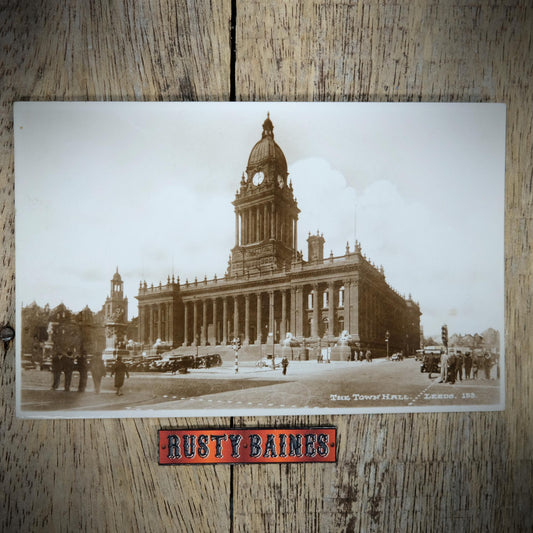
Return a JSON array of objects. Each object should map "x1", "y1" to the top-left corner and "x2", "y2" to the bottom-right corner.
[{"x1": 159, "y1": 427, "x2": 337, "y2": 465}]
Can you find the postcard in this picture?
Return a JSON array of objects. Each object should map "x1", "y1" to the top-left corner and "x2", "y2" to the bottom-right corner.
[{"x1": 15, "y1": 102, "x2": 505, "y2": 418}]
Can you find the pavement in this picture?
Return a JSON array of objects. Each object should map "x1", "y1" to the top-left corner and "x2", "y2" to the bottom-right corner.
[{"x1": 19, "y1": 357, "x2": 503, "y2": 415}]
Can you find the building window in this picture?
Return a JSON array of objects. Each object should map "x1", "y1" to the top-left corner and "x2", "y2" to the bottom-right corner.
[
  {"x1": 323, "y1": 291, "x2": 328, "y2": 309},
  {"x1": 339, "y1": 286, "x2": 344, "y2": 308},
  {"x1": 308, "y1": 291, "x2": 314, "y2": 310}
]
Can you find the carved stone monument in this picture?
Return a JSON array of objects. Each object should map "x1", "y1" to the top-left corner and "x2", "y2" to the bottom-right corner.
[{"x1": 330, "y1": 330, "x2": 353, "y2": 361}]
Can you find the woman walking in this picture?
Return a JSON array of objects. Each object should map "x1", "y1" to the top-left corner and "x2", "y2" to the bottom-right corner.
[{"x1": 111, "y1": 356, "x2": 129, "y2": 396}]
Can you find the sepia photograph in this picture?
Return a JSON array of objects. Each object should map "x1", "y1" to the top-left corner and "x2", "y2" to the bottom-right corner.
[{"x1": 15, "y1": 102, "x2": 505, "y2": 418}]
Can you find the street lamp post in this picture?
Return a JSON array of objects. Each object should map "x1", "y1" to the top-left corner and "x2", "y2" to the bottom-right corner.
[
  {"x1": 195, "y1": 334, "x2": 200, "y2": 364},
  {"x1": 386, "y1": 330, "x2": 390, "y2": 360},
  {"x1": 268, "y1": 332, "x2": 275, "y2": 369}
]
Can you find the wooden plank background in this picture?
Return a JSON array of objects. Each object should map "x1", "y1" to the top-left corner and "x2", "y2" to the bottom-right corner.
[{"x1": 1, "y1": 1, "x2": 531, "y2": 531}]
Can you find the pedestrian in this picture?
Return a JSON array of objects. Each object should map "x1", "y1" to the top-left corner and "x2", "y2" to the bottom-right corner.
[
  {"x1": 463, "y1": 351, "x2": 472, "y2": 379},
  {"x1": 281, "y1": 356, "x2": 289, "y2": 375},
  {"x1": 365, "y1": 349, "x2": 372, "y2": 362},
  {"x1": 472, "y1": 354, "x2": 480, "y2": 379},
  {"x1": 77, "y1": 352, "x2": 88, "y2": 392},
  {"x1": 447, "y1": 351, "x2": 457, "y2": 384},
  {"x1": 62, "y1": 352, "x2": 74, "y2": 392},
  {"x1": 439, "y1": 350, "x2": 448, "y2": 383},
  {"x1": 90, "y1": 355, "x2": 106, "y2": 393},
  {"x1": 51, "y1": 353, "x2": 62, "y2": 390},
  {"x1": 111, "y1": 356, "x2": 129, "y2": 396},
  {"x1": 483, "y1": 352, "x2": 492, "y2": 379},
  {"x1": 455, "y1": 351, "x2": 463, "y2": 381}
]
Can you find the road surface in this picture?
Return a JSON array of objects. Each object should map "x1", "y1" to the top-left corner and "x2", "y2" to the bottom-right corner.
[{"x1": 20, "y1": 357, "x2": 502, "y2": 415}]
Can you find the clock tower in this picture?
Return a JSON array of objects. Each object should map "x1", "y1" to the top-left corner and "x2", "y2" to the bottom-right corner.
[
  {"x1": 230, "y1": 115, "x2": 300, "y2": 276},
  {"x1": 102, "y1": 267, "x2": 129, "y2": 360}
]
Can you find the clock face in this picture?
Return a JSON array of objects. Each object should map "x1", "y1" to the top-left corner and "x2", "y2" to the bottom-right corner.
[
  {"x1": 277, "y1": 175, "x2": 284, "y2": 188},
  {"x1": 252, "y1": 171, "x2": 265, "y2": 186}
]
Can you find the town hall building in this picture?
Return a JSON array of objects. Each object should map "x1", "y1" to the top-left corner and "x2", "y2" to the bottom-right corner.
[{"x1": 136, "y1": 115, "x2": 421, "y2": 357}]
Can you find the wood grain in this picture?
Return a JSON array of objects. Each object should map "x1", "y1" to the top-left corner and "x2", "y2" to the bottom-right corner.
[
  {"x1": 0, "y1": 2, "x2": 232, "y2": 532},
  {"x1": 1, "y1": 1, "x2": 532, "y2": 531},
  {"x1": 234, "y1": 2, "x2": 532, "y2": 532}
]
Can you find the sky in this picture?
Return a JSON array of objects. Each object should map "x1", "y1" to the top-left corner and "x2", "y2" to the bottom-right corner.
[{"x1": 15, "y1": 102, "x2": 505, "y2": 338}]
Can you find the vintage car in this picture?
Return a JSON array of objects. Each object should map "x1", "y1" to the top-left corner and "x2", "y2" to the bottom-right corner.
[
  {"x1": 420, "y1": 348, "x2": 443, "y2": 373},
  {"x1": 193, "y1": 353, "x2": 223, "y2": 369}
]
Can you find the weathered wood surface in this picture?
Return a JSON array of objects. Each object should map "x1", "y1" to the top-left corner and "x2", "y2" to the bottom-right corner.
[
  {"x1": 0, "y1": 2, "x2": 233, "y2": 532},
  {"x1": 1, "y1": 1, "x2": 532, "y2": 531}
]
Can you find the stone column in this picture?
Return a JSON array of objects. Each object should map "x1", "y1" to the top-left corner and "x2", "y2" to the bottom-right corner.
[
  {"x1": 269, "y1": 290, "x2": 275, "y2": 338},
  {"x1": 157, "y1": 303, "x2": 161, "y2": 341},
  {"x1": 328, "y1": 282, "x2": 335, "y2": 336},
  {"x1": 244, "y1": 294, "x2": 250, "y2": 345},
  {"x1": 222, "y1": 297, "x2": 228, "y2": 345},
  {"x1": 139, "y1": 306, "x2": 144, "y2": 346},
  {"x1": 183, "y1": 302, "x2": 189, "y2": 346},
  {"x1": 263, "y1": 204, "x2": 268, "y2": 240},
  {"x1": 212, "y1": 298, "x2": 218, "y2": 345},
  {"x1": 312, "y1": 284, "x2": 319, "y2": 338},
  {"x1": 351, "y1": 278, "x2": 359, "y2": 341},
  {"x1": 235, "y1": 209, "x2": 239, "y2": 246},
  {"x1": 345, "y1": 280, "x2": 351, "y2": 333},
  {"x1": 295, "y1": 286, "x2": 303, "y2": 337},
  {"x1": 290, "y1": 287, "x2": 296, "y2": 336},
  {"x1": 233, "y1": 296, "x2": 239, "y2": 340},
  {"x1": 202, "y1": 299, "x2": 208, "y2": 345},
  {"x1": 281, "y1": 289, "x2": 287, "y2": 340},
  {"x1": 149, "y1": 305, "x2": 154, "y2": 345},
  {"x1": 270, "y1": 202, "x2": 274, "y2": 239},
  {"x1": 168, "y1": 303, "x2": 173, "y2": 346},
  {"x1": 255, "y1": 293, "x2": 262, "y2": 344},
  {"x1": 193, "y1": 301, "x2": 198, "y2": 345}
]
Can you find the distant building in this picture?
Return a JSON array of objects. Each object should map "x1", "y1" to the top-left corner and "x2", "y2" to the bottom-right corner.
[
  {"x1": 137, "y1": 116, "x2": 421, "y2": 357},
  {"x1": 21, "y1": 268, "x2": 135, "y2": 360},
  {"x1": 102, "y1": 269, "x2": 130, "y2": 360},
  {"x1": 103, "y1": 268, "x2": 128, "y2": 324}
]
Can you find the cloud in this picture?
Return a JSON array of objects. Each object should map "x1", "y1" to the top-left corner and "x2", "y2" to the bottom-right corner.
[
  {"x1": 291, "y1": 159, "x2": 502, "y2": 337},
  {"x1": 290, "y1": 158, "x2": 357, "y2": 256}
]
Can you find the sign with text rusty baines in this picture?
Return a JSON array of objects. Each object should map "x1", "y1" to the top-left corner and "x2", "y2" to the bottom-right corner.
[{"x1": 159, "y1": 428, "x2": 337, "y2": 464}]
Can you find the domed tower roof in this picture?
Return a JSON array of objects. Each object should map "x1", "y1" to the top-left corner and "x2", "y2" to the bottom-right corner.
[{"x1": 246, "y1": 114, "x2": 288, "y2": 176}]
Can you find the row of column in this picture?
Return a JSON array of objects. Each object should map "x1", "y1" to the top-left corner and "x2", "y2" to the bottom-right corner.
[
  {"x1": 183, "y1": 291, "x2": 283, "y2": 346},
  {"x1": 182, "y1": 280, "x2": 354, "y2": 346},
  {"x1": 139, "y1": 302, "x2": 174, "y2": 345},
  {"x1": 234, "y1": 204, "x2": 297, "y2": 249}
]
